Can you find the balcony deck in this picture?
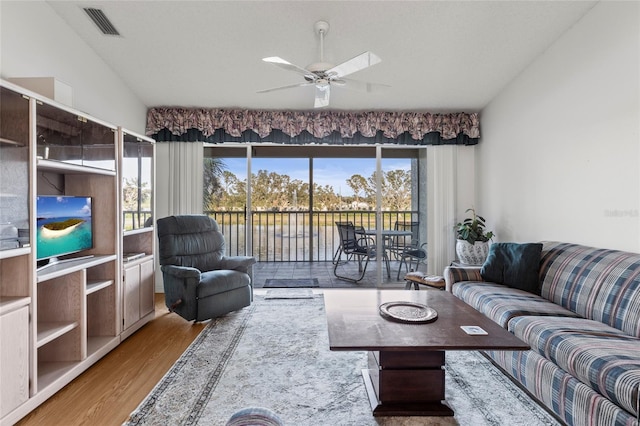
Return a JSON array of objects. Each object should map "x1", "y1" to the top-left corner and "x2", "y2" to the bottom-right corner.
[
  {"x1": 204, "y1": 209, "x2": 427, "y2": 289},
  {"x1": 253, "y1": 259, "x2": 417, "y2": 289}
]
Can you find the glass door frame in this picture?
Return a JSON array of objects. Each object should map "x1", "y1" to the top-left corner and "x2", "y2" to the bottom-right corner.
[{"x1": 203, "y1": 142, "x2": 424, "y2": 286}]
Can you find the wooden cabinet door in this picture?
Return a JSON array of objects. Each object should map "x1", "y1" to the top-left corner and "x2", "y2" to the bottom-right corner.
[
  {"x1": 122, "y1": 265, "x2": 140, "y2": 330},
  {"x1": 139, "y1": 259, "x2": 155, "y2": 318},
  {"x1": 0, "y1": 306, "x2": 30, "y2": 417}
]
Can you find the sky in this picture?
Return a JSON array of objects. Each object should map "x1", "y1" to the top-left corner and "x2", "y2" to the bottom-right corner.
[
  {"x1": 37, "y1": 196, "x2": 92, "y2": 218},
  {"x1": 223, "y1": 157, "x2": 411, "y2": 196}
]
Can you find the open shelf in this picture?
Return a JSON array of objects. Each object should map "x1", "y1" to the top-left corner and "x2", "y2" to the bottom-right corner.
[
  {"x1": 123, "y1": 253, "x2": 152, "y2": 264},
  {"x1": 86, "y1": 279, "x2": 113, "y2": 295},
  {"x1": 0, "y1": 247, "x2": 30, "y2": 260},
  {"x1": 87, "y1": 336, "x2": 118, "y2": 357},
  {"x1": 36, "y1": 321, "x2": 79, "y2": 348},
  {"x1": 37, "y1": 158, "x2": 116, "y2": 176},
  {"x1": 37, "y1": 254, "x2": 117, "y2": 282},
  {"x1": 123, "y1": 226, "x2": 154, "y2": 237},
  {"x1": 37, "y1": 361, "x2": 78, "y2": 390}
]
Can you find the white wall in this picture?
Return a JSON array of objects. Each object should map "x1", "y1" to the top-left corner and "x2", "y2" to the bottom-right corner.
[
  {"x1": 0, "y1": 1, "x2": 146, "y2": 133},
  {"x1": 478, "y1": 1, "x2": 640, "y2": 252}
]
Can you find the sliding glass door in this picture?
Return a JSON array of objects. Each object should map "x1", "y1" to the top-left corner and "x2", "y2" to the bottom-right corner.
[{"x1": 203, "y1": 144, "x2": 423, "y2": 284}]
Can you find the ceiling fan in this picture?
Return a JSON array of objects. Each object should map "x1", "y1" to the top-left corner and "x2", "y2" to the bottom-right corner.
[{"x1": 258, "y1": 20, "x2": 388, "y2": 108}]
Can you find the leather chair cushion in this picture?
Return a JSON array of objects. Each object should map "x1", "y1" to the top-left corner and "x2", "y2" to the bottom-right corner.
[{"x1": 198, "y1": 269, "x2": 251, "y2": 298}]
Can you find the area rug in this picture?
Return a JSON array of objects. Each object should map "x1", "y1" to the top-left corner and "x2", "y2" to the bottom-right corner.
[
  {"x1": 125, "y1": 294, "x2": 560, "y2": 426},
  {"x1": 263, "y1": 278, "x2": 319, "y2": 288}
]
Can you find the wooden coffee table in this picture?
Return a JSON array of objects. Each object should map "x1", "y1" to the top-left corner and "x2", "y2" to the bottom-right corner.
[{"x1": 323, "y1": 289, "x2": 529, "y2": 417}]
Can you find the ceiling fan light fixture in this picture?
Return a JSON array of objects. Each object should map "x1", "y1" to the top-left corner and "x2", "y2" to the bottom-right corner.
[
  {"x1": 258, "y1": 20, "x2": 387, "y2": 108},
  {"x1": 314, "y1": 84, "x2": 330, "y2": 108}
]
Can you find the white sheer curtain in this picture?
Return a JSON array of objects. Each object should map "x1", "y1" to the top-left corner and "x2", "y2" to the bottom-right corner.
[
  {"x1": 154, "y1": 142, "x2": 204, "y2": 291},
  {"x1": 426, "y1": 145, "x2": 458, "y2": 275},
  {"x1": 156, "y1": 142, "x2": 203, "y2": 217}
]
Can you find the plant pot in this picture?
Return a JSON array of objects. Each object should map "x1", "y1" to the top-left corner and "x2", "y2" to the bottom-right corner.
[{"x1": 456, "y1": 240, "x2": 490, "y2": 265}]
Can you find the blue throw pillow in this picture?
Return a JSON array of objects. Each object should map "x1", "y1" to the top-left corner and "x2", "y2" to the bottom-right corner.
[{"x1": 480, "y1": 243, "x2": 543, "y2": 294}]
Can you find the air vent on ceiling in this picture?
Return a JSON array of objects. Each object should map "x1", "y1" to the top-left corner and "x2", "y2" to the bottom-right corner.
[{"x1": 83, "y1": 8, "x2": 120, "y2": 36}]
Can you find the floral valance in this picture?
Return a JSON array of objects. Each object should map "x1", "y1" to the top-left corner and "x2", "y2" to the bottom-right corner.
[{"x1": 146, "y1": 108, "x2": 480, "y2": 145}]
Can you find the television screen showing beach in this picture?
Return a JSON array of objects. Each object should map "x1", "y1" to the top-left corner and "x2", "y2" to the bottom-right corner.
[{"x1": 36, "y1": 196, "x2": 93, "y2": 260}]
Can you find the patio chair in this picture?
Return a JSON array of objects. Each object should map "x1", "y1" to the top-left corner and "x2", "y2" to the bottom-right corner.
[
  {"x1": 332, "y1": 221, "x2": 354, "y2": 264},
  {"x1": 333, "y1": 222, "x2": 376, "y2": 283},
  {"x1": 387, "y1": 221, "x2": 419, "y2": 260},
  {"x1": 157, "y1": 215, "x2": 256, "y2": 322},
  {"x1": 397, "y1": 241, "x2": 427, "y2": 279}
]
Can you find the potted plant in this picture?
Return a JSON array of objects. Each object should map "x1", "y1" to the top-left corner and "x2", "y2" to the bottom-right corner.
[{"x1": 455, "y1": 208, "x2": 494, "y2": 265}]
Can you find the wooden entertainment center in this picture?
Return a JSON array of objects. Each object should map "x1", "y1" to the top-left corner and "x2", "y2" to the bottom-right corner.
[{"x1": 0, "y1": 79, "x2": 156, "y2": 425}]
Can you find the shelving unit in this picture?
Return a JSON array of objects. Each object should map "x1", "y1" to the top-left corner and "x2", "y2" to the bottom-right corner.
[
  {"x1": 0, "y1": 84, "x2": 32, "y2": 422},
  {"x1": 30, "y1": 93, "x2": 120, "y2": 403},
  {"x1": 119, "y1": 128, "x2": 156, "y2": 340},
  {"x1": 0, "y1": 80, "x2": 155, "y2": 425}
]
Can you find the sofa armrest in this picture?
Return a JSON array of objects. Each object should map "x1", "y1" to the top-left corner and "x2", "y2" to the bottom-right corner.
[
  {"x1": 218, "y1": 256, "x2": 257, "y2": 273},
  {"x1": 444, "y1": 265, "x2": 484, "y2": 292}
]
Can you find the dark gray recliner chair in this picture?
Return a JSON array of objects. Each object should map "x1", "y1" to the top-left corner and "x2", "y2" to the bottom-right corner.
[{"x1": 156, "y1": 215, "x2": 256, "y2": 322}]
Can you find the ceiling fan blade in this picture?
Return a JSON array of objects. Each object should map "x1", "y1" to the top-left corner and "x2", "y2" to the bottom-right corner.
[
  {"x1": 262, "y1": 56, "x2": 316, "y2": 80},
  {"x1": 341, "y1": 78, "x2": 391, "y2": 93},
  {"x1": 326, "y1": 51, "x2": 381, "y2": 78},
  {"x1": 257, "y1": 81, "x2": 314, "y2": 94},
  {"x1": 314, "y1": 83, "x2": 330, "y2": 108}
]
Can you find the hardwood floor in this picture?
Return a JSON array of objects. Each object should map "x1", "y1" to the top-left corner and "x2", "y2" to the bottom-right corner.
[
  {"x1": 16, "y1": 261, "x2": 410, "y2": 425},
  {"x1": 18, "y1": 295, "x2": 205, "y2": 426}
]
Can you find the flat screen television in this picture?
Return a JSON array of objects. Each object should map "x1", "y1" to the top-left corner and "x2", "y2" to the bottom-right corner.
[{"x1": 36, "y1": 195, "x2": 93, "y2": 269}]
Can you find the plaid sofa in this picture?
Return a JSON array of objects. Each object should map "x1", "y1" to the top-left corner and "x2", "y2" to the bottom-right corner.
[{"x1": 444, "y1": 241, "x2": 640, "y2": 426}]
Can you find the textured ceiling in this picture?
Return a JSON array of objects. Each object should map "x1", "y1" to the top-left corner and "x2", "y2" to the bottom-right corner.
[{"x1": 46, "y1": 0, "x2": 597, "y2": 112}]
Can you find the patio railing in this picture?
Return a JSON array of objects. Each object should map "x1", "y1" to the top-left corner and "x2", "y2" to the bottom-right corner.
[
  {"x1": 206, "y1": 210, "x2": 418, "y2": 262},
  {"x1": 123, "y1": 210, "x2": 153, "y2": 231}
]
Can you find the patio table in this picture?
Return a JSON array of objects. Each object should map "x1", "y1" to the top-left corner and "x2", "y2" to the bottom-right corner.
[{"x1": 356, "y1": 229, "x2": 413, "y2": 278}]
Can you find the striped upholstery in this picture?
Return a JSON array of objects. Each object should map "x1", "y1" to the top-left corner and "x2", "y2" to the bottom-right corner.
[
  {"x1": 444, "y1": 266, "x2": 483, "y2": 292},
  {"x1": 487, "y1": 350, "x2": 638, "y2": 426},
  {"x1": 452, "y1": 281, "x2": 581, "y2": 327},
  {"x1": 446, "y1": 241, "x2": 640, "y2": 426},
  {"x1": 509, "y1": 316, "x2": 640, "y2": 417},
  {"x1": 539, "y1": 242, "x2": 640, "y2": 337}
]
